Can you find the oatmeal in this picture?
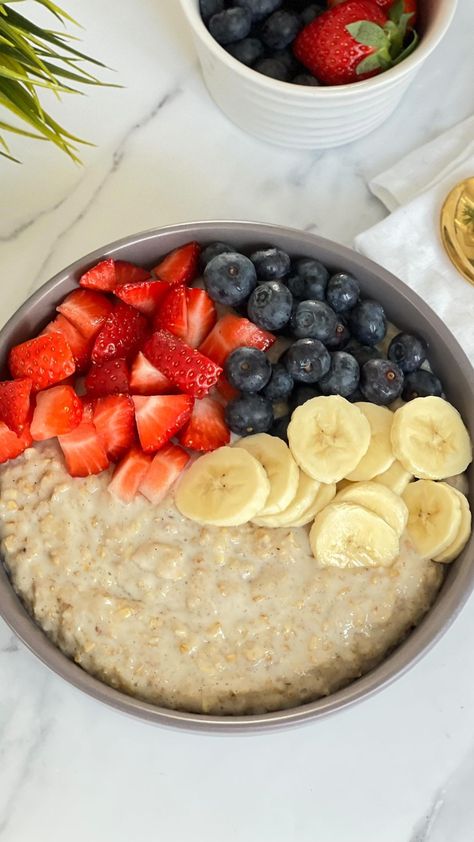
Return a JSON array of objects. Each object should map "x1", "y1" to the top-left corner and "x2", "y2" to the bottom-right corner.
[{"x1": 0, "y1": 442, "x2": 443, "y2": 715}]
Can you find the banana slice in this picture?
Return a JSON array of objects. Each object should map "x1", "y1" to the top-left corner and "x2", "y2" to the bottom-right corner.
[
  {"x1": 334, "y1": 481, "x2": 408, "y2": 536},
  {"x1": 373, "y1": 460, "x2": 413, "y2": 495},
  {"x1": 391, "y1": 397, "x2": 472, "y2": 480},
  {"x1": 287, "y1": 396, "x2": 371, "y2": 484},
  {"x1": 346, "y1": 403, "x2": 395, "y2": 481},
  {"x1": 290, "y1": 482, "x2": 337, "y2": 528},
  {"x1": 253, "y1": 470, "x2": 320, "y2": 527},
  {"x1": 433, "y1": 487, "x2": 472, "y2": 563},
  {"x1": 309, "y1": 502, "x2": 400, "y2": 569},
  {"x1": 175, "y1": 446, "x2": 270, "y2": 527},
  {"x1": 402, "y1": 480, "x2": 462, "y2": 560},
  {"x1": 235, "y1": 433, "x2": 299, "y2": 515}
]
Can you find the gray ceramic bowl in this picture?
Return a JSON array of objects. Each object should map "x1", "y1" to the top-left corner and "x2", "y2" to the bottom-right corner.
[{"x1": 0, "y1": 221, "x2": 473, "y2": 733}]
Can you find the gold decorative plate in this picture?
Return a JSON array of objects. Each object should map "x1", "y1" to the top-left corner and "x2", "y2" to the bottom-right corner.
[{"x1": 440, "y1": 177, "x2": 474, "y2": 286}]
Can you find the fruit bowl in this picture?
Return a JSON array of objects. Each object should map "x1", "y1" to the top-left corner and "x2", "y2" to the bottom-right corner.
[
  {"x1": 0, "y1": 220, "x2": 473, "y2": 733},
  {"x1": 179, "y1": 0, "x2": 457, "y2": 148}
]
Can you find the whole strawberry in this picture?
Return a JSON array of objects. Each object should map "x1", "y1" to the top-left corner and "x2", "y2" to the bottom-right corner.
[
  {"x1": 293, "y1": 0, "x2": 416, "y2": 86},
  {"x1": 328, "y1": 0, "x2": 417, "y2": 26}
]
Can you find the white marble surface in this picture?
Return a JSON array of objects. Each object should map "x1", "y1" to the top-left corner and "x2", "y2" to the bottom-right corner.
[{"x1": 1, "y1": 2, "x2": 474, "y2": 840}]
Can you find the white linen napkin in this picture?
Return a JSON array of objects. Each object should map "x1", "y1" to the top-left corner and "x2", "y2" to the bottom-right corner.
[{"x1": 354, "y1": 116, "x2": 474, "y2": 361}]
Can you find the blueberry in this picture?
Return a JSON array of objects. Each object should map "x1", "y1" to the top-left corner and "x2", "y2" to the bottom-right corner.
[
  {"x1": 292, "y1": 73, "x2": 320, "y2": 85},
  {"x1": 360, "y1": 358, "x2": 404, "y2": 405},
  {"x1": 254, "y1": 57, "x2": 289, "y2": 80},
  {"x1": 388, "y1": 332, "x2": 427, "y2": 373},
  {"x1": 270, "y1": 413, "x2": 290, "y2": 443},
  {"x1": 343, "y1": 340, "x2": 382, "y2": 367},
  {"x1": 271, "y1": 48, "x2": 301, "y2": 77},
  {"x1": 346, "y1": 387, "x2": 364, "y2": 403},
  {"x1": 204, "y1": 252, "x2": 257, "y2": 306},
  {"x1": 200, "y1": 241, "x2": 233, "y2": 270},
  {"x1": 348, "y1": 300, "x2": 387, "y2": 346},
  {"x1": 250, "y1": 247, "x2": 291, "y2": 280},
  {"x1": 224, "y1": 347, "x2": 272, "y2": 393},
  {"x1": 290, "y1": 384, "x2": 319, "y2": 408},
  {"x1": 225, "y1": 394, "x2": 273, "y2": 436},
  {"x1": 402, "y1": 370, "x2": 443, "y2": 401},
  {"x1": 286, "y1": 257, "x2": 329, "y2": 301},
  {"x1": 326, "y1": 272, "x2": 360, "y2": 313},
  {"x1": 325, "y1": 319, "x2": 350, "y2": 350},
  {"x1": 227, "y1": 37, "x2": 264, "y2": 65},
  {"x1": 233, "y1": 0, "x2": 283, "y2": 23},
  {"x1": 261, "y1": 10, "x2": 301, "y2": 50},
  {"x1": 247, "y1": 280, "x2": 293, "y2": 331},
  {"x1": 318, "y1": 352, "x2": 360, "y2": 397},
  {"x1": 300, "y1": 3, "x2": 325, "y2": 25},
  {"x1": 209, "y1": 7, "x2": 252, "y2": 45},
  {"x1": 200, "y1": 0, "x2": 225, "y2": 23},
  {"x1": 291, "y1": 299, "x2": 338, "y2": 343},
  {"x1": 284, "y1": 338, "x2": 330, "y2": 383},
  {"x1": 262, "y1": 363, "x2": 294, "y2": 401}
]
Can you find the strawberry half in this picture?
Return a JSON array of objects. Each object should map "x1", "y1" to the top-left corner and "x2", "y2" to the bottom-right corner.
[
  {"x1": 132, "y1": 394, "x2": 194, "y2": 453},
  {"x1": 85, "y1": 358, "x2": 130, "y2": 398},
  {"x1": 178, "y1": 397, "x2": 230, "y2": 452},
  {"x1": 114, "y1": 279, "x2": 168, "y2": 316},
  {"x1": 198, "y1": 314, "x2": 275, "y2": 367},
  {"x1": 215, "y1": 375, "x2": 239, "y2": 402},
  {"x1": 80, "y1": 259, "x2": 150, "y2": 292},
  {"x1": 0, "y1": 378, "x2": 32, "y2": 435},
  {"x1": 0, "y1": 422, "x2": 32, "y2": 464},
  {"x1": 92, "y1": 395, "x2": 135, "y2": 461},
  {"x1": 185, "y1": 288, "x2": 217, "y2": 349},
  {"x1": 57, "y1": 289, "x2": 113, "y2": 340},
  {"x1": 30, "y1": 384, "x2": 83, "y2": 441},
  {"x1": 153, "y1": 242, "x2": 201, "y2": 286},
  {"x1": 108, "y1": 446, "x2": 152, "y2": 503},
  {"x1": 9, "y1": 332, "x2": 76, "y2": 392},
  {"x1": 58, "y1": 420, "x2": 109, "y2": 477},
  {"x1": 43, "y1": 314, "x2": 91, "y2": 373},
  {"x1": 154, "y1": 285, "x2": 188, "y2": 340},
  {"x1": 91, "y1": 301, "x2": 149, "y2": 363},
  {"x1": 143, "y1": 330, "x2": 222, "y2": 399},
  {"x1": 129, "y1": 352, "x2": 174, "y2": 395},
  {"x1": 114, "y1": 261, "x2": 151, "y2": 287},
  {"x1": 138, "y1": 442, "x2": 190, "y2": 505}
]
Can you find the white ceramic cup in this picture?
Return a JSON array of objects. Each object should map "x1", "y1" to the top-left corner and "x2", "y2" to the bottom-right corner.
[{"x1": 179, "y1": 0, "x2": 458, "y2": 149}]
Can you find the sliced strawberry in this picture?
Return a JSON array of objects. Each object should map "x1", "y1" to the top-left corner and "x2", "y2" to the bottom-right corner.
[
  {"x1": 185, "y1": 288, "x2": 217, "y2": 349},
  {"x1": 132, "y1": 394, "x2": 194, "y2": 453},
  {"x1": 85, "y1": 358, "x2": 130, "y2": 398},
  {"x1": 43, "y1": 314, "x2": 91, "y2": 373},
  {"x1": 81, "y1": 396, "x2": 95, "y2": 422},
  {"x1": 114, "y1": 261, "x2": 150, "y2": 287},
  {"x1": 9, "y1": 332, "x2": 76, "y2": 392},
  {"x1": 79, "y1": 259, "x2": 116, "y2": 292},
  {"x1": 138, "y1": 442, "x2": 190, "y2": 505},
  {"x1": 114, "y1": 279, "x2": 168, "y2": 315},
  {"x1": 216, "y1": 375, "x2": 239, "y2": 402},
  {"x1": 30, "y1": 384, "x2": 83, "y2": 441},
  {"x1": 153, "y1": 242, "x2": 201, "y2": 286},
  {"x1": 91, "y1": 301, "x2": 149, "y2": 363},
  {"x1": 0, "y1": 422, "x2": 32, "y2": 464},
  {"x1": 58, "y1": 420, "x2": 109, "y2": 477},
  {"x1": 199, "y1": 315, "x2": 275, "y2": 367},
  {"x1": 154, "y1": 285, "x2": 188, "y2": 340},
  {"x1": 108, "y1": 446, "x2": 152, "y2": 503},
  {"x1": 129, "y1": 351, "x2": 174, "y2": 395},
  {"x1": 178, "y1": 397, "x2": 230, "y2": 452},
  {"x1": 92, "y1": 395, "x2": 135, "y2": 461},
  {"x1": 57, "y1": 289, "x2": 113, "y2": 340},
  {"x1": 0, "y1": 378, "x2": 32, "y2": 435},
  {"x1": 143, "y1": 330, "x2": 222, "y2": 399}
]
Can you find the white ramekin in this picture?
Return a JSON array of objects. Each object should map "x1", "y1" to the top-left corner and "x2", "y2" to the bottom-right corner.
[{"x1": 179, "y1": 0, "x2": 458, "y2": 149}]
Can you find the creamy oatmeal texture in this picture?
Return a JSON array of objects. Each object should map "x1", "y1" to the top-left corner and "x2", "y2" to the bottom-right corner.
[{"x1": 0, "y1": 442, "x2": 443, "y2": 715}]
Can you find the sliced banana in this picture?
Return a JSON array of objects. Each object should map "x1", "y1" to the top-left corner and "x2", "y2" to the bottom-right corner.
[
  {"x1": 252, "y1": 470, "x2": 320, "y2": 527},
  {"x1": 309, "y1": 502, "x2": 400, "y2": 569},
  {"x1": 175, "y1": 446, "x2": 270, "y2": 527},
  {"x1": 290, "y1": 482, "x2": 337, "y2": 528},
  {"x1": 434, "y1": 487, "x2": 472, "y2": 563},
  {"x1": 391, "y1": 397, "x2": 472, "y2": 480},
  {"x1": 334, "y1": 481, "x2": 408, "y2": 536},
  {"x1": 346, "y1": 403, "x2": 395, "y2": 481},
  {"x1": 235, "y1": 433, "x2": 299, "y2": 515},
  {"x1": 373, "y1": 460, "x2": 413, "y2": 495},
  {"x1": 402, "y1": 480, "x2": 462, "y2": 560},
  {"x1": 287, "y1": 396, "x2": 371, "y2": 484}
]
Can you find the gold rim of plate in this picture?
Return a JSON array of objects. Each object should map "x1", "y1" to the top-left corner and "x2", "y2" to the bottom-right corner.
[{"x1": 440, "y1": 177, "x2": 474, "y2": 286}]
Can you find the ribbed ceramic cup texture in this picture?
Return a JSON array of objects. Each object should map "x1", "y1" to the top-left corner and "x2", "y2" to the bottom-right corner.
[{"x1": 179, "y1": 0, "x2": 458, "y2": 149}]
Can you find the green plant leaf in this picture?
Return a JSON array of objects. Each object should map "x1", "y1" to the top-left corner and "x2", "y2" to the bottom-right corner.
[
  {"x1": 346, "y1": 21, "x2": 387, "y2": 48},
  {"x1": 356, "y1": 54, "x2": 384, "y2": 75}
]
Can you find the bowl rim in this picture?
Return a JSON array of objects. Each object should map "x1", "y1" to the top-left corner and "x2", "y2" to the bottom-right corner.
[
  {"x1": 1, "y1": 218, "x2": 473, "y2": 734},
  {"x1": 178, "y1": 0, "x2": 458, "y2": 97}
]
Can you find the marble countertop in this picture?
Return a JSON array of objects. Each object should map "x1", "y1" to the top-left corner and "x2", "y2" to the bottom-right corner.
[{"x1": 1, "y1": 2, "x2": 474, "y2": 840}]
